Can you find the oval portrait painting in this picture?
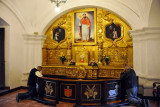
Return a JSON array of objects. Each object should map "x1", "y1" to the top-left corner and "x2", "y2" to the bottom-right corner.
[
  {"x1": 105, "y1": 23, "x2": 121, "y2": 40},
  {"x1": 53, "y1": 27, "x2": 65, "y2": 43}
]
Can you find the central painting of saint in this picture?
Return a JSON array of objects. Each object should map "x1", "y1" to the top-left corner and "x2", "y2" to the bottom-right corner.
[{"x1": 74, "y1": 11, "x2": 95, "y2": 45}]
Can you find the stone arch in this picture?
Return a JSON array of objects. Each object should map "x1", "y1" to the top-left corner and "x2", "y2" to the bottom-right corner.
[
  {"x1": 0, "y1": 0, "x2": 30, "y2": 33},
  {"x1": 41, "y1": 0, "x2": 142, "y2": 34}
]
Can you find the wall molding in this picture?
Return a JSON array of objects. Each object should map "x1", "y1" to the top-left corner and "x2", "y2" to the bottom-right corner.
[
  {"x1": 139, "y1": 75, "x2": 160, "y2": 81},
  {"x1": 23, "y1": 34, "x2": 46, "y2": 41},
  {"x1": 129, "y1": 27, "x2": 160, "y2": 40}
]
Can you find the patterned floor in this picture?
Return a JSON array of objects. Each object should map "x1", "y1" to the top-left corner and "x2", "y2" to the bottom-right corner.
[{"x1": 0, "y1": 89, "x2": 159, "y2": 107}]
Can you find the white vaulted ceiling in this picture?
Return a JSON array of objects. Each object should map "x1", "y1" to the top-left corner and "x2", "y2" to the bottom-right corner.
[{"x1": 0, "y1": 0, "x2": 159, "y2": 34}]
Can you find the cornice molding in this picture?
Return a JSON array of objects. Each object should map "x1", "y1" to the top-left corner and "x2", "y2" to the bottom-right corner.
[
  {"x1": 23, "y1": 34, "x2": 46, "y2": 41},
  {"x1": 139, "y1": 75, "x2": 160, "y2": 81},
  {"x1": 129, "y1": 27, "x2": 160, "y2": 40},
  {"x1": 138, "y1": 75, "x2": 160, "y2": 88}
]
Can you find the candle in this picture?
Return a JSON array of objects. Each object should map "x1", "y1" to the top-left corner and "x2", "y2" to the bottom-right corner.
[{"x1": 92, "y1": 48, "x2": 95, "y2": 59}]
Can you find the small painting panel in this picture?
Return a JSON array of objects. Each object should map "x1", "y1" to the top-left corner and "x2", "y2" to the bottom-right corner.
[
  {"x1": 81, "y1": 84, "x2": 101, "y2": 101},
  {"x1": 44, "y1": 80, "x2": 56, "y2": 98},
  {"x1": 53, "y1": 27, "x2": 65, "y2": 42},
  {"x1": 105, "y1": 23, "x2": 121, "y2": 40},
  {"x1": 106, "y1": 82, "x2": 120, "y2": 100},
  {"x1": 60, "y1": 83, "x2": 76, "y2": 100}
]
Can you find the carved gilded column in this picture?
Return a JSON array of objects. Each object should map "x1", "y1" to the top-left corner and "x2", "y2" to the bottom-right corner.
[
  {"x1": 97, "y1": 36, "x2": 103, "y2": 65},
  {"x1": 66, "y1": 39, "x2": 72, "y2": 64},
  {"x1": 97, "y1": 9, "x2": 104, "y2": 65}
]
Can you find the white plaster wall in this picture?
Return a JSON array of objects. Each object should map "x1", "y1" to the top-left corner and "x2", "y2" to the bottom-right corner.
[
  {"x1": 148, "y1": 0, "x2": 160, "y2": 27},
  {"x1": 21, "y1": 34, "x2": 46, "y2": 86},
  {"x1": 147, "y1": 38, "x2": 160, "y2": 78},
  {"x1": 130, "y1": 27, "x2": 160, "y2": 79},
  {"x1": 0, "y1": 2, "x2": 25, "y2": 89},
  {"x1": 129, "y1": 27, "x2": 160, "y2": 96}
]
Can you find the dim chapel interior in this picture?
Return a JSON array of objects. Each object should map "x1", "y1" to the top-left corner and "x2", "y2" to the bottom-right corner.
[{"x1": 0, "y1": 0, "x2": 160, "y2": 100}]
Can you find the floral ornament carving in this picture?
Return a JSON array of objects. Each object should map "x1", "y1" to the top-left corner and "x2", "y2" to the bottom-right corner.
[
  {"x1": 45, "y1": 82, "x2": 54, "y2": 95},
  {"x1": 84, "y1": 85, "x2": 98, "y2": 99}
]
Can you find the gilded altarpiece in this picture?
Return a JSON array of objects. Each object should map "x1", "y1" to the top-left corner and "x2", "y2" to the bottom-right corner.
[{"x1": 42, "y1": 8, "x2": 133, "y2": 79}]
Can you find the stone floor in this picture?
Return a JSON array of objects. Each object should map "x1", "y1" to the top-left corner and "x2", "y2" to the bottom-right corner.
[{"x1": 0, "y1": 89, "x2": 159, "y2": 107}]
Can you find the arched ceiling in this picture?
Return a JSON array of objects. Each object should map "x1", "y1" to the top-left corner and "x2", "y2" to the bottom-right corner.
[{"x1": 0, "y1": 0, "x2": 157, "y2": 34}]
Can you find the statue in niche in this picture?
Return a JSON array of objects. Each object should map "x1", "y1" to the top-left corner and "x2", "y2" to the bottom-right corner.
[
  {"x1": 53, "y1": 27, "x2": 65, "y2": 42},
  {"x1": 105, "y1": 23, "x2": 121, "y2": 40}
]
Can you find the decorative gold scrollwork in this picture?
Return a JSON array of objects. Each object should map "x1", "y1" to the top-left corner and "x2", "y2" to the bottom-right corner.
[{"x1": 42, "y1": 8, "x2": 132, "y2": 79}]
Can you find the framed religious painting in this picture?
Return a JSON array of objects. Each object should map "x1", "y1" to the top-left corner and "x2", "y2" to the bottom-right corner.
[
  {"x1": 105, "y1": 23, "x2": 121, "y2": 41},
  {"x1": 73, "y1": 8, "x2": 97, "y2": 45},
  {"x1": 53, "y1": 26, "x2": 65, "y2": 43}
]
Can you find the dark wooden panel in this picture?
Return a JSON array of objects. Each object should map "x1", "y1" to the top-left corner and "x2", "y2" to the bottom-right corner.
[
  {"x1": 81, "y1": 83, "x2": 101, "y2": 102},
  {"x1": 105, "y1": 80, "x2": 121, "y2": 102},
  {"x1": 0, "y1": 28, "x2": 5, "y2": 88},
  {"x1": 37, "y1": 77, "x2": 121, "y2": 104}
]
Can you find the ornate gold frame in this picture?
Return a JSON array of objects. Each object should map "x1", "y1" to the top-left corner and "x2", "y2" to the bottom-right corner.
[
  {"x1": 72, "y1": 8, "x2": 97, "y2": 45},
  {"x1": 104, "y1": 22, "x2": 124, "y2": 45},
  {"x1": 52, "y1": 26, "x2": 67, "y2": 44}
]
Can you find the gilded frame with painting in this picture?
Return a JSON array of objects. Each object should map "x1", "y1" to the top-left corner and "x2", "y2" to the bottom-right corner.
[
  {"x1": 73, "y1": 8, "x2": 97, "y2": 45},
  {"x1": 105, "y1": 23, "x2": 121, "y2": 41},
  {"x1": 53, "y1": 26, "x2": 65, "y2": 43}
]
